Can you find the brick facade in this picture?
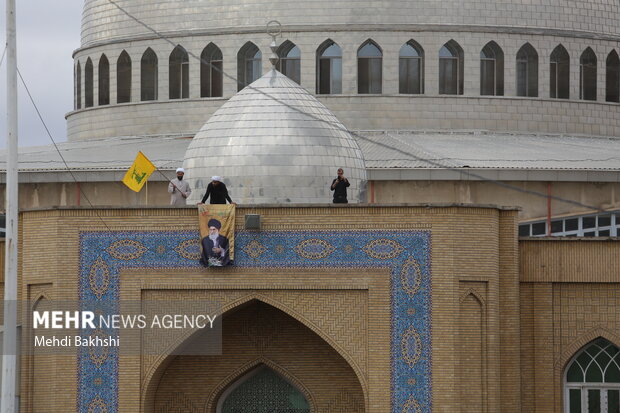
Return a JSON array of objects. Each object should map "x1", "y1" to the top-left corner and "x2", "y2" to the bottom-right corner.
[{"x1": 0, "y1": 206, "x2": 618, "y2": 412}]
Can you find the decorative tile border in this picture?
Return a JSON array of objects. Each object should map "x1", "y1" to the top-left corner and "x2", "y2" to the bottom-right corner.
[{"x1": 78, "y1": 230, "x2": 432, "y2": 412}]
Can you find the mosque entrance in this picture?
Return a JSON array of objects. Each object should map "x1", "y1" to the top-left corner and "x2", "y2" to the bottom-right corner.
[
  {"x1": 151, "y1": 300, "x2": 365, "y2": 413},
  {"x1": 216, "y1": 365, "x2": 310, "y2": 412}
]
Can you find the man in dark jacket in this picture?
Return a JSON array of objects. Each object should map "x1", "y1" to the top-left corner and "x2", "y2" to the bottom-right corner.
[
  {"x1": 330, "y1": 168, "x2": 350, "y2": 203},
  {"x1": 201, "y1": 218, "x2": 230, "y2": 266},
  {"x1": 200, "y1": 176, "x2": 235, "y2": 204}
]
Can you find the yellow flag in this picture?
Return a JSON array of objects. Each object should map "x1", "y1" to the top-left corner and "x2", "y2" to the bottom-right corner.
[{"x1": 122, "y1": 152, "x2": 156, "y2": 192}]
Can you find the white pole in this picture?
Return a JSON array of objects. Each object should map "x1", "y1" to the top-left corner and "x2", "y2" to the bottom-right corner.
[{"x1": 2, "y1": 0, "x2": 18, "y2": 410}]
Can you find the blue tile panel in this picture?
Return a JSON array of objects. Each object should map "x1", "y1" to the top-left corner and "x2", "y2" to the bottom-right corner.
[{"x1": 78, "y1": 230, "x2": 432, "y2": 412}]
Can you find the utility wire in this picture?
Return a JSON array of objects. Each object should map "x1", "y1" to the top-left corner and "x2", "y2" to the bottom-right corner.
[
  {"x1": 17, "y1": 67, "x2": 124, "y2": 234},
  {"x1": 0, "y1": 45, "x2": 7, "y2": 69},
  {"x1": 8, "y1": 0, "x2": 603, "y2": 217},
  {"x1": 104, "y1": 0, "x2": 605, "y2": 212}
]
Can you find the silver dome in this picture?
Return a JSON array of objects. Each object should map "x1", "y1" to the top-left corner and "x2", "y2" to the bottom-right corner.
[{"x1": 183, "y1": 69, "x2": 366, "y2": 204}]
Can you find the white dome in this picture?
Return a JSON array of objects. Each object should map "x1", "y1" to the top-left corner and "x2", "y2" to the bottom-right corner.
[{"x1": 183, "y1": 69, "x2": 366, "y2": 204}]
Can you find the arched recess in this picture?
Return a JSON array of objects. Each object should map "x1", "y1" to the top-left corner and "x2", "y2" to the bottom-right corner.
[
  {"x1": 458, "y1": 290, "x2": 486, "y2": 412},
  {"x1": 117, "y1": 50, "x2": 132, "y2": 103},
  {"x1": 237, "y1": 41, "x2": 261, "y2": 91},
  {"x1": 206, "y1": 358, "x2": 315, "y2": 412},
  {"x1": 439, "y1": 39, "x2": 464, "y2": 95},
  {"x1": 579, "y1": 47, "x2": 597, "y2": 101},
  {"x1": 357, "y1": 39, "x2": 382, "y2": 94},
  {"x1": 29, "y1": 295, "x2": 52, "y2": 412},
  {"x1": 399, "y1": 39, "x2": 424, "y2": 94},
  {"x1": 201, "y1": 43, "x2": 223, "y2": 97},
  {"x1": 169, "y1": 45, "x2": 189, "y2": 99},
  {"x1": 84, "y1": 57, "x2": 94, "y2": 107},
  {"x1": 142, "y1": 295, "x2": 368, "y2": 412},
  {"x1": 75, "y1": 61, "x2": 82, "y2": 109},
  {"x1": 516, "y1": 42, "x2": 538, "y2": 97},
  {"x1": 98, "y1": 54, "x2": 110, "y2": 105},
  {"x1": 550, "y1": 44, "x2": 570, "y2": 99},
  {"x1": 606, "y1": 50, "x2": 620, "y2": 103},
  {"x1": 316, "y1": 39, "x2": 342, "y2": 94},
  {"x1": 141, "y1": 47, "x2": 158, "y2": 101},
  {"x1": 480, "y1": 41, "x2": 504, "y2": 96},
  {"x1": 277, "y1": 40, "x2": 301, "y2": 84}
]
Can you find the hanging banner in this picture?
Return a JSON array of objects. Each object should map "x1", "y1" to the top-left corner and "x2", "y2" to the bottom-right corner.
[{"x1": 198, "y1": 204, "x2": 235, "y2": 266}]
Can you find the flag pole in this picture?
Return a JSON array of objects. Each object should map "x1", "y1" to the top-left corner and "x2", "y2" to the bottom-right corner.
[{"x1": 2, "y1": 0, "x2": 19, "y2": 410}]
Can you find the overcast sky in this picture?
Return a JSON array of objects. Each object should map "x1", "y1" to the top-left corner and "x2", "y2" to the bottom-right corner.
[{"x1": 0, "y1": 0, "x2": 82, "y2": 148}]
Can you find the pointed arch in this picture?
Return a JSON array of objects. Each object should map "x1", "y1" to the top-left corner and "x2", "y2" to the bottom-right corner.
[
  {"x1": 142, "y1": 295, "x2": 368, "y2": 411},
  {"x1": 84, "y1": 57, "x2": 94, "y2": 108},
  {"x1": 116, "y1": 50, "x2": 131, "y2": 103},
  {"x1": 316, "y1": 39, "x2": 342, "y2": 94},
  {"x1": 580, "y1": 47, "x2": 597, "y2": 101},
  {"x1": 516, "y1": 42, "x2": 538, "y2": 97},
  {"x1": 98, "y1": 54, "x2": 110, "y2": 105},
  {"x1": 358, "y1": 39, "x2": 382, "y2": 94},
  {"x1": 210, "y1": 361, "x2": 314, "y2": 413},
  {"x1": 606, "y1": 50, "x2": 620, "y2": 103},
  {"x1": 550, "y1": 44, "x2": 569, "y2": 99},
  {"x1": 277, "y1": 40, "x2": 301, "y2": 84},
  {"x1": 237, "y1": 41, "x2": 261, "y2": 91},
  {"x1": 439, "y1": 40, "x2": 464, "y2": 95},
  {"x1": 201, "y1": 43, "x2": 223, "y2": 98},
  {"x1": 480, "y1": 41, "x2": 504, "y2": 96},
  {"x1": 75, "y1": 61, "x2": 82, "y2": 110},
  {"x1": 169, "y1": 45, "x2": 189, "y2": 99},
  {"x1": 562, "y1": 336, "x2": 620, "y2": 413},
  {"x1": 399, "y1": 39, "x2": 424, "y2": 94},
  {"x1": 141, "y1": 47, "x2": 158, "y2": 101}
]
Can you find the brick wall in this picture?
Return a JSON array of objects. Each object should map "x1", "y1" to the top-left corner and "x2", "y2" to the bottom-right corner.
[{"x1": 13, "y1": 204, "x2": 522, "y2": 412}]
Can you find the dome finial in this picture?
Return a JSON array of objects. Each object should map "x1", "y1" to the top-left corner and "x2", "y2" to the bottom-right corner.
[{"x1": 266, "y1": 20, "x2": 282, "y2": 68}]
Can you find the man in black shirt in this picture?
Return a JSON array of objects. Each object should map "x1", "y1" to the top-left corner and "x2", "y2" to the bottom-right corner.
[
  {"x1": 330, "y1": 168, "x2": 350, "y2": 204},
  {"x1": 199, "y1": 176, "x2": 235, "y2": 204}
]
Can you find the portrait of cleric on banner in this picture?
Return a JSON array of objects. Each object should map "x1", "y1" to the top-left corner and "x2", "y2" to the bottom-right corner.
[{"x1": 198, "y1": 204, "x2": 236, "y2": 267}]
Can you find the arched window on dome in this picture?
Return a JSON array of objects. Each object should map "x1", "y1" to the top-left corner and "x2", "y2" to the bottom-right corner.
[
  {"x1": 85, "y1": 58, "x2": 94, "y2": 108},
  {"x1": 480, "y1": 41, "x2": 504, "y2": 96},
  {"x1": 439, "y1": 40, "x2": 464, "y2": 95},
  {"x1": 216, "y1": 365, "x2": 310, "y2": 413},
  {"x1": 237, "y1": 42, "x2": 262, "y2": 91},
  {"x1": 580, "y1": 47, "x2": 597, "y2": 101},
  {"x1": 169, "y1": 45, "x2": 189, "y2": 99},
  {"x1": 550, "y1": 45, "x2": 569, "y2": 99},
  {"x1": 316, "y1": 39, "x2": 342, "y2": 95},
  {"x1": 75, "y1": 61, "x2": 81, "y2": 110},
  {"x1": 200, "y1": 43, "x2": 223, "y2": 98},
  {"x1": 98, "y1": 54, "x2": 110, "y2": 106},
  {"x1": 117, "y1": 51, "x2": 131, "y2": 103},
  {"x1": 141, "y1": 48, "x2": 158, "y2": 101},
  {"x1": 358, "y1": 40, "x2": 382, "y2": 94},
  {"x1": 516, "y1": 43, "x2": 538, "y2": 97},
  {"x1": 399, "y1": 40, "x2": 424, "y2": 94},
  {"x1": 277, "y1": 41, "x2": 301, "y2": 84},
  {"x1": 606, "y1": 50, "x2": 620, "y2": 103},
  {"x1": 564, "y1": 338, "x2": 620, "y2": 413}
]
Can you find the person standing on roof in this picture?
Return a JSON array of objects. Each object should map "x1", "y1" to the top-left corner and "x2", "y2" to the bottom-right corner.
[
  {"x1": 330, "y1": 168, "x2": 350, "y2": 204},
  {"x1": 168, "y1": 167, "x2": 191, "y2": 206},
  {"x1": 199, "y1": 176, "x2": 235, "y2": 205}
]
